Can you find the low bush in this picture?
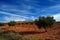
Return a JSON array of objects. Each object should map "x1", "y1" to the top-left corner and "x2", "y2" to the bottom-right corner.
[
  {"x1": 8, "y1": 21, "x2": 16, "y2": 26},
  {"x1": 0, "y1": 23, "x2": 4, "y2": 26},
  {"x1": 0, "y1": 32, "x2": 42, "y2": 40}
]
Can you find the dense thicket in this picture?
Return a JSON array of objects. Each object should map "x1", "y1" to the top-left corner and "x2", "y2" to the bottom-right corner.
[{"x1": 35, "y1": 16, "x2": 56, "y2": 32}]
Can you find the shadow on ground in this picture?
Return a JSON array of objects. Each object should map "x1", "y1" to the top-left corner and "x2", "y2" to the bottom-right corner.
[{"x1": 19, "y1": 31, "x2": 46, "y2": 35}]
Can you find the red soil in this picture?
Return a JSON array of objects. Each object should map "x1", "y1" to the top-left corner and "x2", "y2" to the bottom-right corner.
[{"x1": 0, "y1": 23, "x2": 60, "y2": 40}]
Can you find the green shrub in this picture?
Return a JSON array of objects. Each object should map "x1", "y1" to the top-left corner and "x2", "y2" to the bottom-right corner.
[
  {"x1": 0, "y1": 23, "x2": 4, "y2": 26},
  {"x1": 35, "y1": 16, "x2": 56, "y2": 32},
  {"x1": 8, "y1": 21, "x2": 16, "y2": 26},
  {"x1": 45, "y1": 16, "x2": 55, "y2": 27}
]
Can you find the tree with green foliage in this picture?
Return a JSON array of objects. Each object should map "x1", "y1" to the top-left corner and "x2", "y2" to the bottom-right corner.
[
  {"x1": 45, "y1": 16, "x2": 56, "y2": 27},
  {"x1": 35, "y1": 16, "x2": 56, "y2": 32},
  {"x1": 8, "y1": 21, "x2": 16, "y2": 26}
]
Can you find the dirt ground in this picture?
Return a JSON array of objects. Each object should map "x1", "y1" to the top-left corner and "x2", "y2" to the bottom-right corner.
[{"x1": 0, "y1": 23, "x2": 60, "y2": 40}]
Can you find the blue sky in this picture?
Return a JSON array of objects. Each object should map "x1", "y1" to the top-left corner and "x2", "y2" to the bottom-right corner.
[{"x1": 0, "y1": 0, "x2": 60, "y2": 22}]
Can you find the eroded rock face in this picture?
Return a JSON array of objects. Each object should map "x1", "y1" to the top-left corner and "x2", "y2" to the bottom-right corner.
[{"x1": 0, "y1": 23, "x2": 60, "y2": 40}]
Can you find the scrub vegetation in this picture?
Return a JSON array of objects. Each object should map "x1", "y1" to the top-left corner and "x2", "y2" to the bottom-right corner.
[{"x1": 0, "y1": 16, "x2": 60, "y2": 40}]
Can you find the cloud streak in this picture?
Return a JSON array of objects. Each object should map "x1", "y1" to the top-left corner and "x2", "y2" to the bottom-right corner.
[
  {"x1": 0, "y1": 11, "x2": 20, "y2": 16},
  {"x1": 40, "y1": 4, "x2": 60, "y2": 15},
  {"x1": 0, "y1": 0, "x2": 60, "y2": 22},
  {"x1": 0, "y1": 11, "x2": 36, "y2": 22},
  {"x1": 0, "y1": 11, "x2": 30, "y2": 18},
  {"x1": 4, "y1": 16, "x2": 26, "y2": 22}
]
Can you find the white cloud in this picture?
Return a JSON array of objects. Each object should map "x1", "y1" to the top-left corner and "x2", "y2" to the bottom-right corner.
[
  {"x1": 0, "y1": 11, "x2": 19, "y2": 16},
  {"x1": 17, "y1": 4, "x2": 32, "y2": 9},
  {"x1": 39, "y1": 4, "x2": 60, "y2": 21},
  {"x1": 53, "y1": 13, "x2": 60, "y2": 21},
  {"x1": 41, "y1": 4, "x2": 60, "y2": 12},
  {"x1": 4, "y1": 16, "x2": 26, "y2": 21},
  {"x1": 0, "y1": 5, "x2": 32, "y2": 15},
  {"x1": 0, "y1": 4, "x2": 40, "y2": 16},
  {"x1": 0, "y1": 4, "x2": 37, "y2": 22},
  {"x1": 0, "y1": 3, "x2": 39, "y2": 22},
  {"x1": 0, "y1": 11, "x2": 29, "y2": 18},
  {"x1": 0, "y1": 11, "x2": 30, "y2": 21},
  {"x1": 40, "y1": 4, "x2": 60, "y2": 16},
  {"x1": 31, "y1": 16, "x2": 36, "y2": 20},
  {"x1": 4, "y1": 16, "x2": 13, "y2": 21},
  {"x1": 4, "y1": 16, "x2": 36, "y2": 22}
]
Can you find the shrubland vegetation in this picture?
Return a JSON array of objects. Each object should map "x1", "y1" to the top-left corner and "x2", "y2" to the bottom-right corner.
[
  {"x1": 0, "y1": 16, "x2": 58, "y2": 40},
  {"x1": 0, "y1": 16, "x2": 56, "y2": 32},
  {"x1": 35, "y1": 16, "x2": 56, "y2": 32},
  {"x1": 0, "y1": 28, "x2": 42, "y2": 40},
  {"x1": 8, "y1": 21, "x2": 16, "y2": 26},
  {"x1": 0, "y1": 16, "x2": 56, "y2": 27}
]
